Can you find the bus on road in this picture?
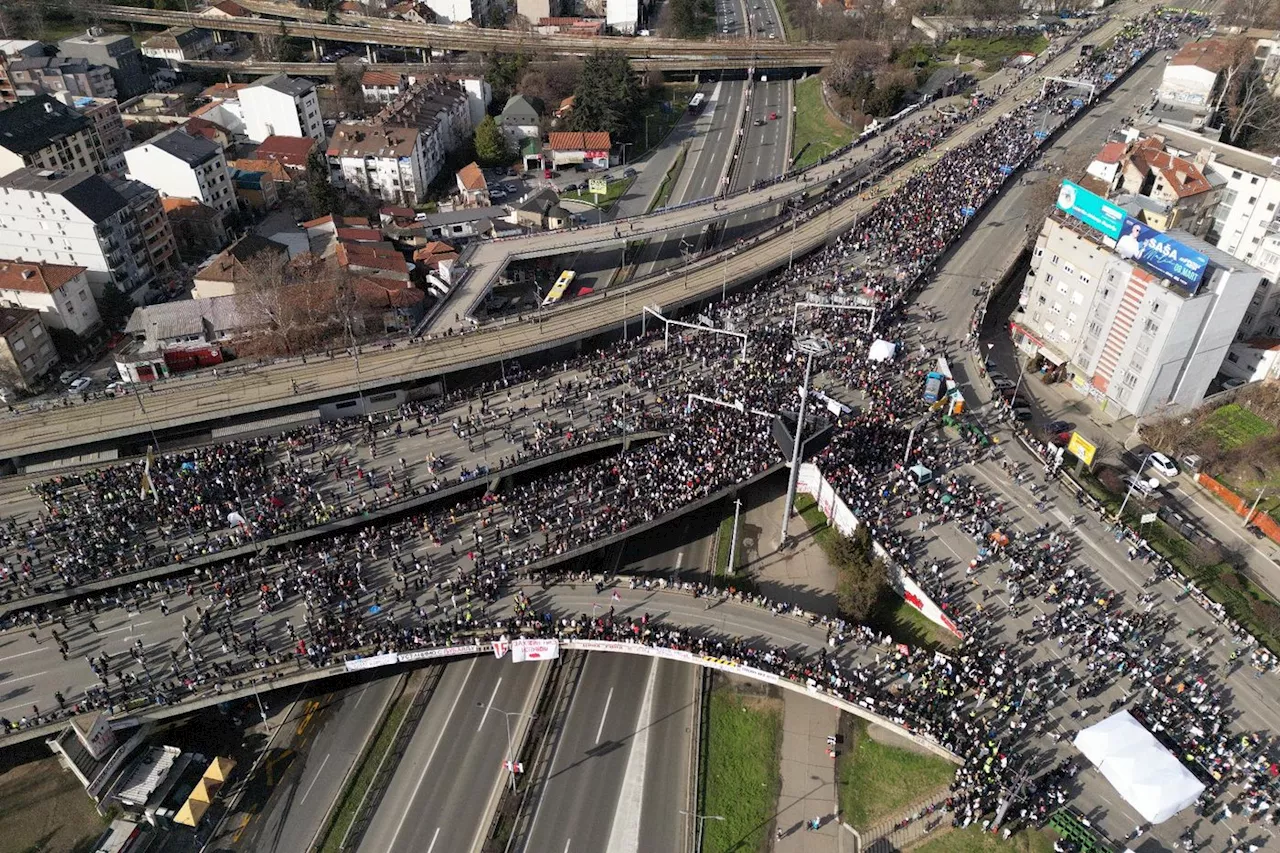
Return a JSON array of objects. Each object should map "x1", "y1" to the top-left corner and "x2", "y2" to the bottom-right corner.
[
  {"x1": 542, "y1": 270, "x2": 575, "y2": 306},
  {"x1": 688, "y1": 92, "x2": 706, "y2": 114}
]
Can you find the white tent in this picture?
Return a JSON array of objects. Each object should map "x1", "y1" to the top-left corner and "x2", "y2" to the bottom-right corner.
[
  {"x1": 868, "y1": 339, "x2": 897, "y2": 362},
  {"x1": 1073, "y1": 711, "x2": 1204, "y2": 824}
]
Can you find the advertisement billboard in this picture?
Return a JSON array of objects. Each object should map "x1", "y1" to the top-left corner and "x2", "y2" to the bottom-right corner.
[
  {"x1": 1056, "y1": 180, "x2": 1127, "y2": 240},
  {"x1": 1067, "y1": 432, "x2": 1097, "y2": 466},
  {"x1": 1115, "y1": 216, "x2": 1210, "y2": 293}
]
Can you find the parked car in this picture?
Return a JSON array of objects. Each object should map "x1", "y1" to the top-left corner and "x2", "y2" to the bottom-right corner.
[
  {"x1": 105, "y1": 381, "x2": 127, "y2": 398},
  {"x1": 1044, "y1": 420, "x2": 1071, "y2": 435},
  {"x1": 1149, "y1": 452, "x2": 1178, "y2": 478},
  {"x1": 68, "y1": 377, "x2": 92, "y2": 394},
  {"x1": 623, "y1": 167, "x2": 637, "y2": 179},
  {"x1": 1011, "y1": 406, "x2": 1033, "y2": 421},
  {"x1": 1223, "y1": 377, "x2": 1247, "y2": 389},
  {"x1": 1125, "y1": 475, "x2": 1160, "y2": 497},
  {"x1": 59, "y1": 369, "x2": 81, "y2": 385},
  {"x1": 1247, "y1": 524, "x2": 1266, "y2": 539},
  {"x1": 1181, "y1": 453, "x2": 1202, "y2": 472}
]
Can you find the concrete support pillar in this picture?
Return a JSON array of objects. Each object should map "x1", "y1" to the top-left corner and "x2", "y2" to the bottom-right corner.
[
  {"x1": 312, "y1": 38, "x2": 321, "y2": 60},
  {"x1": 366, "y1": 44, "x2": 375, "y2": 62}
]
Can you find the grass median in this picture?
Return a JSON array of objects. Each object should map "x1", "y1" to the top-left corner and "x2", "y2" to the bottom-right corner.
[
  {"x1": 317, "y1": 688, "x2": 412, "y2": 853},
  {"x1": 560, "y1": 176, "x2": 635, "y2": 210},
  {"x1": 913, "y1": 824, "x2": 1059, "y2": 853},
  {"x1": 701, "y1": 678, "x2": 782, "y2": 852},
  {"x1": 837, "y1": 717, "x2": 956, "y2": 829},
  {"x1": 792, "y1": 77, "x2": 853, "y2": 170}
]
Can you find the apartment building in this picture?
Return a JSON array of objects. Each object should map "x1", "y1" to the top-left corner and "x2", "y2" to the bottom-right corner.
[
  {"x1": 0, "y1": 96, "x2": 104, "y2": 179},
  {"x1": 124, "y1": 128, "x2": 236, "y2": 215},
  {"x1": 0, "y1": 168, "x2": 176, "y2": 302},
  {"x1": 373, "y1": 78, "x2": 472, "y2": 187},
  {"x1": 53, "y1": 93, "x2": 129, "y2": 174},
  {"x1": 0, "y1": 307, "x2": 58, "y2": 390},
  {"x1": 239, "y1": 75, "x2": 325, "y2": 144},
  {"x1": 57, "y1": 30, "x2": 149, "y2": 100},
  {"x1": 1012, "y1": 182, "x2": 1261, "y2": 419},
  {"x1": 0, "y1": 261, "x2": 102, "y2": 339},
  {"x1": 2, "y1": 56, "x2": 118, "y2": 101},
  {"x1": 327, "y1": 123, "x2": 430, "y2": 205},
  {"x1": 141, "y1": 28, "x2": 216, "y2": 67}
]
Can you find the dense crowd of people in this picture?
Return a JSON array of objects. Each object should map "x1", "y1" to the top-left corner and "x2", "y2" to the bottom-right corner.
[{"x1": 6, "y1": 7, "x2": 1272, "y2": 849}]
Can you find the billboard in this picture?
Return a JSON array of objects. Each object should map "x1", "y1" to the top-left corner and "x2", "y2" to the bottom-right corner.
[
  {"x1": 1056, "y1": 180, "x2": 1127, "y2": 240},
  {"x1": 1067, "y1": 432, "x2": 1097, "y2": 466},
  {"x1": 1115, "y1": 216, "x2": 1210, "y2": 293}
]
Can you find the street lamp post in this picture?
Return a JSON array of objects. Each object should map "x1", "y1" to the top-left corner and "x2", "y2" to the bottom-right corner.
[
  {"x1": 1115, "y1": 451, "x2": 1155, "y2": 524},
  {"x1": 779, "y1": 337, "x2": 831, "y2": 549},
  {"x1": 1246, "y1": 488, "x2": 1267, "y2": 529},
  {"x1": 680, "y1": 810, "x2": 724, "y2": 850},
  {"x1": 477, "y1": 701, "x2": 536, "y2": 792},
  {"x1": 727, "y1": 497, "x2": 743, "y2": 575}
]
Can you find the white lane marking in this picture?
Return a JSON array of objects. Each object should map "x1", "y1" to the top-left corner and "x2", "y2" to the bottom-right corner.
[
  {"x1": 297, "y1": 753, "x2": 330, "y2": 805},
  {"x1": 0, "y1": 669, "x2": 49, "y2": 688},
  {"x1": 477, "y1": 676, "x2": 503, "y2": 731},
  {"x1": 0, "y1": 647, "x2": 46, "y2": 664},
  {"x1": 563, "y1": 839, "x2": 572, "y2": 853},
  {"x1": 99, "y1": 620, "x2": 153, "y2": 636},
  {"x1": 352, "y1": 687, "x2": 367, "y2": 711},
  {"x1": 387, "y1": 658, "x2": 476, "y2": 852},
  {"x1": 604, "y1": 659, "x2": 660, "y2": 853},
  {"x1": 426, "y1": 827, "x2": 441, "y2": 853},
  {"x1": 596, "y1": 687, "x2": 614, "y2": 745}
]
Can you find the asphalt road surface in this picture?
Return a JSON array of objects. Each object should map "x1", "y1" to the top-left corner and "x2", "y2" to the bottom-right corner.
[
  {"x1": 519, "y1": 654, "x2": 696, "y2": 853},
  {"x1": 230, "y1": 674, "x2": 401, "y2": 853},
  {"x1": 357, "y1": 657, "x2": 546, "y2": 853}
]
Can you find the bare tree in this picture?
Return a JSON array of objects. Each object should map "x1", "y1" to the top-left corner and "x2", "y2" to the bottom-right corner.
[{"x1": 1221, "y1": 0, "x2": 1280, "y2": 29}]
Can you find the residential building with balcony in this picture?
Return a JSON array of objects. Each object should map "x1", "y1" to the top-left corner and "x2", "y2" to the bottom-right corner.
[
  {"x1": 141, "y1": 28, "x2": 215, "y2": 67},
  {"x1": 0, "y1": 96, "x2": 104, "y2": 179},
  {"x1": 124, "y1": 128, "x2": 236, "y2": 216},
  {"x1": 52, "y1": 93, "x2": 129, "y2": 174},
  {"x1": 57, "y1": 30, "x2": 149, "y2": 100},
  {"x1": 0, "y1": 307, "x2": 58, "y2": 390},
  {"x1": 2, "y1": 55, "x2": 118, "y2": 101},
  {"x1": 327, "y1": 123, "x2": 430, "y2": 205}
]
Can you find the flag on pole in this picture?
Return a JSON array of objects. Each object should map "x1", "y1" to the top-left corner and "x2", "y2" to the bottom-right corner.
[{"x1": 611, "y1": 591, "x2": 620, "y2": 602}]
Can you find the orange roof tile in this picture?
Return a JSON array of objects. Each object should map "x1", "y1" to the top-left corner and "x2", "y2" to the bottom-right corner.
[
  {"x1": 457, "y1": 161, "x2": 486, "y2": 191},
  {"x1": 546, "y1": 131, "x2": 611, "y2": 151},
  {"x1": 0, "y1": 260, "x2": 86, "y2": 294}
]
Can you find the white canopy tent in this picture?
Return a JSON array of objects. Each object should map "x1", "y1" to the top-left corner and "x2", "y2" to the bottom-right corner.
[
  {"x1": 1073, "y1": 711, "x2": 1204, "y2": 824},
  {"x1": 868, "y1": 339, "x2": 897, "y2": 362}
]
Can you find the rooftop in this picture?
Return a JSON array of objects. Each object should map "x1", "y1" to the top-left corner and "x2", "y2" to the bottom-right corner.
[
  {"x1": 205, "y1": 0, "x2": 250, "y2": 15},
  {"x1": 0, "y1": 167, "x2": 129, "y2": 222},
  {"x1": 142, "y1": 27, "x2": 211, "y2": 50},
  {"x1": 1096, "y1": 141, "x2": 1127, "y2": 165},
  {"x1": 1152, "y1": 122, "x2": 1278, "y2": 178},
  {"x1": 546, "y1": 131, "x2": 611, "y2": 152},
  {"x1": 457, "y1": 161, "x2": 486, "y2": 191},
  {"x1": 362, "y1": 70, "x2": 404, "y2": 88},
  {"x1": 125, "y1": 296, "x2": 247, "y2": 343},
  {"x1": 0, "y1": 260, "x2": 85, "y2": 294},
  {"x1": 162, "y1": 196, "x2": 224, "y2": 221},
  {"x1": 195, "y1": 234, "x2": 288, "y2": 284},
  {"x1": 248, "y1": 74, "x2": 314, "y2": 99},
  {"x1": 0, "y1": 307, "x2": 37, "y2": 338},
  {"x1": 1169, "y1": 38, "x2": 1241, "y2": 73},
  {"x1": 0, "y1": 96, "x2": 91, "y2": 156},
  {"x1": 253, "y1": 135, "x2": 315, "y2": 167},
  {"x1": 327, "y1": 123, "x2": 419, "y2": 159},
  {"x1": 142, "y1": 127, "x2": 222, "y2": 166}
]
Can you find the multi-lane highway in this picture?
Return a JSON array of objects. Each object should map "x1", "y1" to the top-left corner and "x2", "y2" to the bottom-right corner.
[
  {"x1": 519, "y1": 656, "x2": 696, "y2": 853},
  {"x1": 358, "y1": 658, "x2": 546, "y2": 853}
]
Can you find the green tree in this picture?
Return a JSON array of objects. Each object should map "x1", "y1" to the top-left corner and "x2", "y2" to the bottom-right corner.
[
  {"x1": 98, "y1": 281, "x2": 138, "y2": 329},
  {"x1": 473, "y1": 115, "x2": 510, "y2": 166},
  {"x1": 485, "y1": 52, "x2": 531, "y2": 101},
  {"x1": 305, "y1": 147, "x2": 342, "y2": 218},
  {"x1": 831, "y1": 525, "x2": 886, "y2": 621},
  {"x1": 568, "y1": 51, "x2": 642, "y2": 142}
]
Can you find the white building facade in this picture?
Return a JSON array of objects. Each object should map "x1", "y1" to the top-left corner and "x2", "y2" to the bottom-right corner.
[
  {"x1": 239, "y1": 75, "x2": 325, "y2": 144},
  {"x1": 124, "y1": 129, "x2": 236, "y2": 215},
  {"x1": 327, "y1": 123, "x2": 431, "y2": 205},
  {"x1": 0, "y1": 261, "x2": 102, "y2": 338},
  {"x1": 1013, "y1": 209, "x2": 1261, "y2": 419}
]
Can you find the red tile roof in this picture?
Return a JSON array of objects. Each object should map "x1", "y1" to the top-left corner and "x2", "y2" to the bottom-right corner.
[
  {"x1": 254, "y1": 135, "x2": 316, "y2": 169},
  {"x1": 457, "y1": 161, "x2": 486, "y2": 191},
  {"x1": 1169, "y1": 38, "x2": 1240, "y2": 73},
  {"x1": 546, "y1": 131, "x2": 611, "y2": 151},
  {"x1": 336, "y1": 241, "x2": 409, "y2": 276},
  {"x1": 335, "y1": 226, "x2": 384, "y2": 243},
  {"x1": 0, "y1": 260, "x2": 86, "y2": 294},
  {"x1": 362, "y1": 70, "x2": 404, "y2": 88},
  {"x1": 1096, "y1": 141, "x2": 1126, "y2": 165}
]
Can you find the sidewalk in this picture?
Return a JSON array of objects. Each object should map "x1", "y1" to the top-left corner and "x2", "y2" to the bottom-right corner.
[
  {"x1": 772, "y1": 690, "x2": 841, "y2": 852},
  {"x1": 729, "y1": 481, "x2": 839, "y2": 615}
]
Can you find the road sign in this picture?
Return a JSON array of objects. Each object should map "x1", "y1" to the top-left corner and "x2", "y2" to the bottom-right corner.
[
  {"x1": 588, "y1": 177, "x2": 608, "y2": 196},
  {"x1": 1067, "y1": 432, "x2": 1097, "y2": 466},
  {"x1": 1140, "y1": 512, "x2": 1158, "y2": 525}
]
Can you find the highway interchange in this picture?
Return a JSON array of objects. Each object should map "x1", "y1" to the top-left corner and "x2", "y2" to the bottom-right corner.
[{"x1": 6, "y1": 3, "x2": 1280, "y2": 853}]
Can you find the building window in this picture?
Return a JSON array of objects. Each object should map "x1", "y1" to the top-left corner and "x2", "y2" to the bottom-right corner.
[
  {"x1": 1121, "y1": 370, "x2": 1138, "y2": 388},
  {"x1": 1227, "y1": 351, "x2": 1240, "y2": 363},
  {"x1": 13, "y1": 338, "x2": 26, "y2": 352}
]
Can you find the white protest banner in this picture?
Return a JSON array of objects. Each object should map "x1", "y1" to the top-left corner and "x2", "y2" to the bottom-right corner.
[{"x1": 511, "y1": 638, "x2": 560, "y2": 662}]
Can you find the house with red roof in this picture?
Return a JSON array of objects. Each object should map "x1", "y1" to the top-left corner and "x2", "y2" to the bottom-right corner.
[
  {"x1": 545, "y1": 131, "x2": 611, "y2": 169},
  {"x1": 0, "y1": 260, "x2": 100, "y2": 339}
]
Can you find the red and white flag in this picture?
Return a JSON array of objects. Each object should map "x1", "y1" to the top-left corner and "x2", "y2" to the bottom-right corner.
[{"x1": 611, "y1": 591, "x2": 621, "y2": 602}]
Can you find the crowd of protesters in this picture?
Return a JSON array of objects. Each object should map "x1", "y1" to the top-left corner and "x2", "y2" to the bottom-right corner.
[{"x1": 5, "y1": 7, "x2": 1272, "y2": 850}]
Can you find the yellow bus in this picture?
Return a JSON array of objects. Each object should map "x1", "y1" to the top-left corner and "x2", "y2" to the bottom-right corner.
[{"x1": 542, "y1": 270, "x2": 575, "y2": 307}]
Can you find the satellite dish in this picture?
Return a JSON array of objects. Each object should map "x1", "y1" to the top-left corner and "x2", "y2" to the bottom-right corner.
[{"x1": 1146, "y1": 477, "x2": 1159, "y2": 489}]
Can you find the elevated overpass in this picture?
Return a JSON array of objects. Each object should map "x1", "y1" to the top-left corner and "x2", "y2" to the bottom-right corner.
[
  {"x1": 180, "y1": 53, "x2": 817, "y2": 76},
  {"x1": 95, "y1": 4, "x2": 833, "y2": 66}
]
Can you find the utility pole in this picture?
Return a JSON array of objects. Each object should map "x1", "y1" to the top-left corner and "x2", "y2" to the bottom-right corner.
[
  {"x1": 779, "y1": 337, "x2": 830, "y2": 549},
  {"x1": 727, "y1": 497, "x2": 743, "y2": 575},
  {"x1": 1246, "y1": 487, "x2": 1266, "y2": 528}
]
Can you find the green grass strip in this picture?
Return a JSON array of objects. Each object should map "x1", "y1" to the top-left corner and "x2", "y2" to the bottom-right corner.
[
  {"x1": 317, "y1": 690, "x2": 412, "y2": 853},
  {"x1": 792, "y1": 77, "x2": 853, "y2": 170},
  {"x1": 912, "y1": 823, "x2": 1060, "y2": 853},
  {"x1": 837, "y1": 718, "x2": 956, "y2": 829},
  {"x1": 701, "y1": 687, "x2": 782, "y2": 852}
]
